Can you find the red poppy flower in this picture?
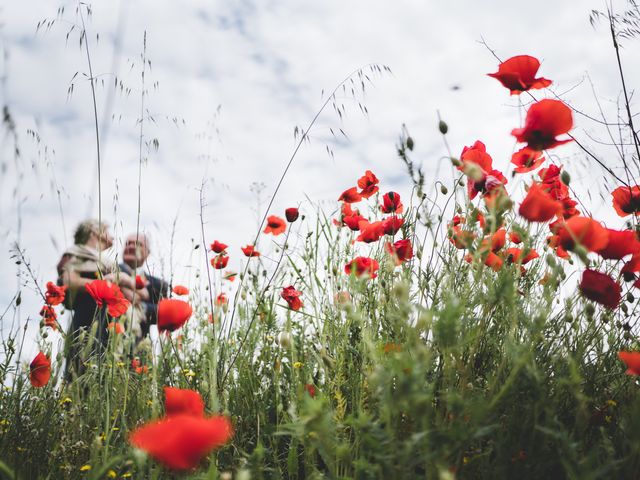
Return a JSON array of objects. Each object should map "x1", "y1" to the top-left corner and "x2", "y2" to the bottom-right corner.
[
  {"x1": 484, "y1": 252, "x2": 504, "y2": 271},
  {"x1": 509, "y1": 231, "x2": 522, "y2": 244},
  {"x1": 385, "y1": 239, "x2": 414, "y2": 265},
  {"x1": 39, "y1": 305, "x2": 57, "y2": 330},
  {"x1": 380, "y1": 192, "x2": 404, "y2": 214},
  {"x1": 488, "y1": 55, "x2": 552, "y2": 95},
  {"x1": 556, "y1": 216, "x2": 609, "y2": 252},
  {"x1": 357, "y1": 170, "x2": 379, "y2": 198},
  {"x1": 210, "y1": 241, "x2": 228, "y2": 254},
  {"x1": 157, "y1": 299, "x2": 193, "y2": 332},
  {"x1": 215, "y1": 293, "x2": 228, "y2": 306},
  {"x1": 468, "y1": 169, "x2": 508, "y2": 201},
  {"x1": 135, "y1": 275, "x2": 147, "y2": 290},
  {"x1": 511, "y1": 147, "x2": 546, "y2": 173},
  {"x1": 129, "y1": 414, "x2": 233, "y2": 471},
  {"x1": 223, "y1": 271, "x2": 237, "y2": 282},
  {"x1": 488, "y1": 228, "x2": 506, "y2": 252},
  {"x1": 512, "y1": 99, "x2": 573, "y2": 151},
  {"x1": 85, "y1": 279, "x2": 130, "y2": 318},
  {"x1": 345, "y1": 257, "x2": 380, "y2": 279},
  {"x1": 304, "y1": 384, "x2": 316, "y2": 398},
  {"x1": 547, "y1": 234, "x2": 571, "y2": 260},
  {"x1": 338, "y1": 187, "x2": 362, "y2": 203},
  {"x1": 108, "y1": 321, "x2": 125, "y2": 334},
  {"x1": 382, "y1": 216, "x2": 404, "y2": 236},
  {"x1": 343, "y1": 213, "x2": 368, "y2": 231},
  {"x1": 241, "y1": 245, "x2": 261, "y2": 257},
  {"x1": 612, "y1": 185, "x2": 640, "y2": 217},
  {"x1": 211, "y1": 254, "x2": 229, "y2": 270},
  {"x1": 622, "y1": 253, "x2": 640, "y2": 274},
  {"x1": 281, "y1": 286, "x2": 303, "y2": 311},
  {"x1": 597, "y1": 229, "x2": 640, "y2": 260},
  {"x1": 459, "y1": 141, "x2": 493, "y2": 173},
  {"x1": 264, "y1": 215, "x2": 286, "y2": 236},
  {"x1": 285, "y1": 207, "x2": 299, "y2": 222},
  {"x1": 172, "y1": 285, "x2": 189, "y2": 296},
  {"x1": 29, "y1": 351, "x2": 51, "y2": 388},
  {"x1": 618, "y1": 351, "x2": 640, "y2": 376},
  {"x1": 356, "y1": 220, "x2": 385, "y2": 243},
  {"x1": 579, "y1": 269, "x2": 621, "y2": 310},
  {"x1": 45, "y1": 282, "x2": 66, "y2": 306},
  {"x1": 505, "y1": 247, "x2": 539, "y2": 265},
  {"x1": 164, "y1": 387, "x2": 205, "y2": 417},
  {"x1": 518, "y1": 183, "x2": 562, "y2": 222}
]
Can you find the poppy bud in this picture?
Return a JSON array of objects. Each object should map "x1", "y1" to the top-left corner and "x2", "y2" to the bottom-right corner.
[
  {"x1": 451, "y1": 158, "x2": 462, "y2": 167},
  {"x1": 285, "y1": 207, "x2": 299, "y2": 223},
  {"x1": 406, "y1": 136, "x2": 414, "y2": 151},
  {"x1": 561, "y1": 170, "x2": 571, "y2": 185},
  {"x1": 438, "y1": 120, "x2": 448, "y2": 134},
  {"x1": 277, "y1": 332, "x2": 292, "y2": 348},
  {"x1": 627, "y1": 292, "x2": 635, "y2": 303},
  {"x1": 440, "y1": 185, "x2": 448, "y2": 195},
  {"x1": 584, "y1": 303, "x2": 595, "y2": 318}
]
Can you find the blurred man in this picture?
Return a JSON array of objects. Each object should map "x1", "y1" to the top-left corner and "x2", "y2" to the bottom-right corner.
[{"x1": 117, "y1": 233, "x2": 169, "y2": 344}]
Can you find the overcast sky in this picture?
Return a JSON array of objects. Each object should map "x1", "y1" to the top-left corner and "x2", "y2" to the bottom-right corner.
[{"x1": 1, "y1": 0, "x2": 638, "y2": 361}]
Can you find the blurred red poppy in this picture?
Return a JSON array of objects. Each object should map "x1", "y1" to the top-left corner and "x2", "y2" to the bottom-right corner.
[
  {"x1": 519, "y1": 183, "x2": 562, "y2": 222},
  {"x1": 264, "y1": 216, "x2": 286, "y2": 235},
  {"x1": 343, "y1": 213, "x2": 368, "y2": 231},
  {"x1": 385, "y1": 239, "x2": 414, "y2": 265},
  {"x1": 579, "y1": 269, "x2": 621, "y2": 310},
  {"x1": 223, "y1": 271, "x2": 237, "y2": 282},
  {"x1": 597, "y1": 229, "x2": 640, "y2": 260},
  {"x1": 338, "y1": 187, "x2": 362, "y2": 203},
  {"x1": 511, "y1": 147, "x2": 546, "y2": 173},
  {"x1": 488, "y1": 55, "x2": 552, "y2": 95},
  {"x1": 39, "y1": 305, "x2": 57, "y2": 330},
  {"x1": 459, "y1": 141, "x2": 493, "y2": 173},
  {"x1": 172, "y1": 285, "x2": 189, "y2": 296},
  {"x1": 45, "y1": 282, "x2": 66, "y2": 306},
  {"x1": 85, "y1": 279, "x2": 130, "y2": 318},
  {"x1": 618, "y1": 351, "x2": 640, "y2": 376},
  {"x1": 612, "y1": 185, "x2": 640, "y2": 217},
  {"x1": 382, "y1": 216, "x2": 404, "y2": 236},
  {"x1": 132, "y1": 358, "x2": 149, "y2": 374},
  {"x1": 512, "y1": 99, "x2": 573, "y2": 151},
  {"x1": 285, "y1": 207, "x2": 299, "y2": 222},
  {"x1": 345, "y1": 256, "x2": 380, "y2": 279},
  {"x1": 210, "y1": 241, "x2": 228, "y2": 254},
  {"x1": 135, "y1": 275, "x2": 147, "y2": 290},
  {"x1": 357, "y1": 170, "x2": 379, "y2": 198},
  {"x1": 356, "y1": 220, "x2": 385, "y2": 243},
  {"x1": 164, "y1": 387, "x2": 205, "y2": 417},
  {"x1": 505, "y1": 247, "x2": 539, "y2": 265},
  {"x1": 129, "y1": 414, "x2": 232, "y2": 471},
  {"x1": 556, "y1": 216, "x2": 609, "y2": 252},
  {"x1": 281, "y1": 286, "x2": 303, "y2": 311},
  {"x1": 380, "y1": 192, "x2": 404, "y2": 214},
  {"x1": 211, "y1": 255, "x2": 229, "y2": 270},
  {"x1": 484, "y1": 252, "x2": 504, "y2": 271},
  {"x1": 450, "y1": 226, "x2": 475, "y2": 249},
  {"x1": 29, "y1": 351, "x2": 51, "y2": 388},
  {"x1": 304, "y1": 384, "x2": 316, "y2": 398},
  {"x1": 108, "y1": 321, "x2": 124, "y2": 334},
  {"x1": 241, "y1": 245, "x2": 261, "y2": 257},
  {"x1": 215, "y1": 293, "x2": 228, "y2": 306},
  {"x1": 509, "y1": 231, "x2": 522, "y2": 244},
  {"x1": 157, "y1": 299, "x2": 193, "y2": 332}
]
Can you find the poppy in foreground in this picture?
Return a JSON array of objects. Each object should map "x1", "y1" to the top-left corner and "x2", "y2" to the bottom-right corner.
[
  {"x1": 85, "y1": 279, "x2": 130, "y2": 317},
  {"x1": 556, "y1": 216, "x2": 609, "y2": 252},
  {"x1": 172, "y1": 285, "x2": 189, "y2": 296},
  {"x1": 211, "y1": 254, "x2": 229, "y2": 270},
  {"x1": 285, "y1": 207, "x2": 299, "y2": 222},
  {"x1": 241, "y1": 245, "x2": 260, "y2": 257},
  {"x1": 130, "y1": 414, "x2": 233, "y2": 471},
  {"x1": 157, "y1": 299, "x2": 193, "y2": 332},
  {"x1": 210, "y1": 241, "x2": 228, "y2": 253},
  {"x1": 29, "y1": 351, "x2": 51, "y2": 387},
  {"x1": 511, "y1": 99, "x2": 573, "y2": 151},
  {"x1": 579, "y1": 269, "x2": 621, "y2": 310},
  {"x1": 281, "y1": 286, "x2": 303, "y2": 311},
  {"x1": 45, "y1": 281, "x2": 66, "y2": 306},
  {"x1": 264, "y1": 215, "x2": 286, "y2": 235},
  {"x1": 345, "y1": 256, "x2": 380, "y2": 279},
  {"x1": 488, "y1": 55, "x2": 552, "y2": 95},
  {"x1": 164, "y1": 386, "x2": 205, "y2": 417},
  {"x1": 618, "y1": 351, "x2": 640, "y2": 376},
  {"x1": 518, "y1": 183, "x2": 562, "y2": 222},
  {"x1": 612, "y1": 185, "x2": 640, "y2": 217}
]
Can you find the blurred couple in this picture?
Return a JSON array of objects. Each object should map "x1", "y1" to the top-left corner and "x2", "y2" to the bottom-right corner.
[{"x1": 57, "y1": 219, "x2": 169, "y2": 378}]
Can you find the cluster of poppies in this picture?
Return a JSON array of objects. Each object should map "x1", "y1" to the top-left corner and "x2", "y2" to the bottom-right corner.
[{"x1": 336, "y1": 170, "x2": 414, "y2": 279}]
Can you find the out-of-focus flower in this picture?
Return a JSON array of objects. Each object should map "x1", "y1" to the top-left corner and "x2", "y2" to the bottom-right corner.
[
  {"x1": 264, "y1": 216, "x2": 286, "y2": 236},
  {"x1": 40, "y1": 305, "x2": 57, "y2": 330},
  {"x1": 29, "y1": 352, "x2": 51, "y2": 387},
  {"x1": 241, "y1": 245, "x2": 261, "y2": 257},
  {"x1": 172, "y1": 285, "x2": 189, "y2": 296},
  {"x1": 281, "y1": 286, "x2": 303, "y2": 311},
  {"x1": 211, "y1": 255, "x2": 229, "y2": 270},
  {"x1": 338, "y1": 187, "x2": 362, "y2": 203},
  {"x1": 612, "y1": 185, "x2": 640, "y2": 217},
  {"x1": 164, "y1": 387, "x2": 205, "y2": 417},
  {"x1": 511, "y1": 99, "x2": 573, "y2": 151},
  {"x1": 579, "y1": 269, "x2": 621, "y2": 310},
  {"x1": 157, "y1": 299, "x2": 193, "y2": 332},
  {"x1": 210, "y1": 241, "x2": 228, "y2": 254},
  {"x1": 618, "y1": 351, "x2": 640, "y2": 376},
  {"x1": 488, "y1": 55, "x2": 552, "y2": 95},
  {"x1": 345, "y1": 257, "x2": 379, "y2": 279},
  {"x1": 518, "y1": 183, "x2": 562, "y2": 222}
]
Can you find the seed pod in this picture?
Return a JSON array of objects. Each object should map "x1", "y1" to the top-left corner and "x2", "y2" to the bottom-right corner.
[
  {"x1": 406, "y1": 136, "x2": 414, "y2": 151},
  {"x1": 561, "y1": 170, "x2": 570, "y2": 185},
  {"x1": 438, "y1": 120, "x2": 448, "y2": 134},
  {"x1": 440, "y1": 185, "x2": 448, "y2": 195}
]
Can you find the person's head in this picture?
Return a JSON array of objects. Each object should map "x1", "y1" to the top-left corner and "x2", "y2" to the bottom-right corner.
[
  {"x1": 74, "y1": 219, "x2": 113, "y2": 250},
  {"x1": 123, "y1": 233, "x2": 150, "y2": 269}
]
